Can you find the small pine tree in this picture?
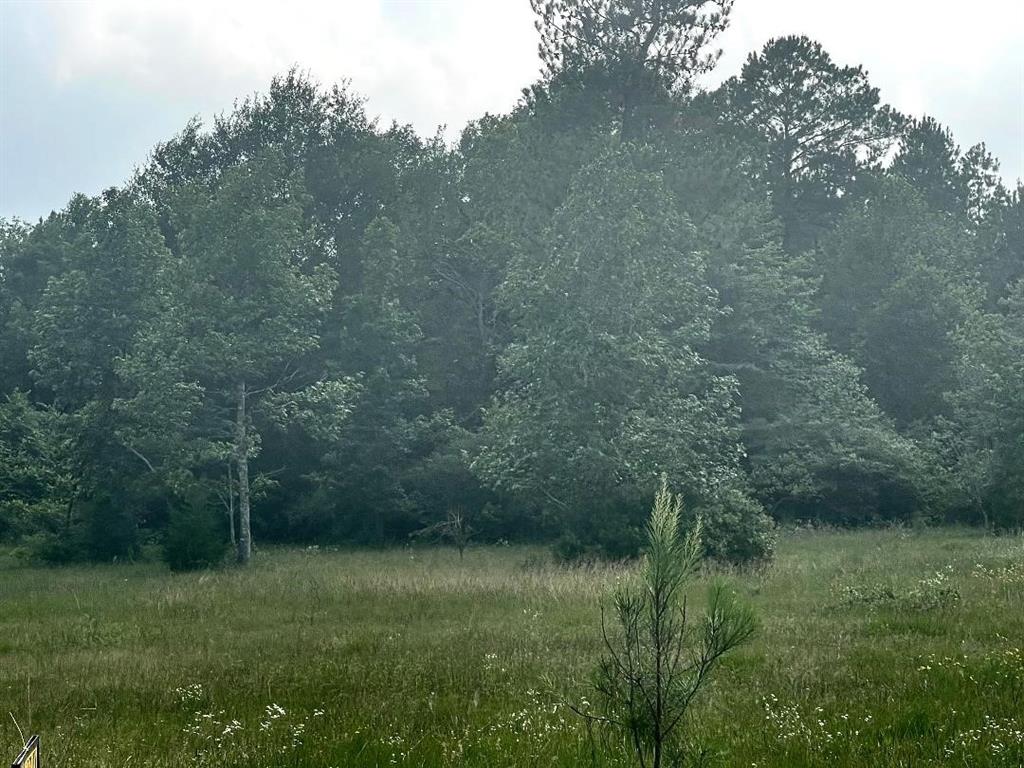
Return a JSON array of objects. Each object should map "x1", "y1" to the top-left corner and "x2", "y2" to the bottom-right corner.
[{"x1": 581, "y1": 477, "x2": 756, "y2": 768}]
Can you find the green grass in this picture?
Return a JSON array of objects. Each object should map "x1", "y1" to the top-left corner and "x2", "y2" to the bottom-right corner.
[{"x1": 1, "y1": 528, "x2": 1023, "y2": 766}]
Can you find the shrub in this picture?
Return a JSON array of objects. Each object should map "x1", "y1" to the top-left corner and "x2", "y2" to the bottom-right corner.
[
  {"x1": 553, "y1": 526, "x2": 645, "y2": 563},
  {"x1": 553, "y1": 487, "x2": 776, "y2": 567},
  {"x1": 82, "y1": 493, "x2": 140, "y2": 562},
  {"x1": 18, "y1": 530, "x2": 84, "y2": 564},
  {"x1": 552, "y1": 494, "x2": 648, "y2": 563},
  {"x1": 691, "y1": 488, "x2": 776, "y2": 565},
  {"x1": 163, "y1": 490, "x2": 228, "y2": 572}
]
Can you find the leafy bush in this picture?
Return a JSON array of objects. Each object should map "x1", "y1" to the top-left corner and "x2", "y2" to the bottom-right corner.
[
  {"x1": 18, "y1": 530, "x2": 84, "y2": 564},
  {"x1": 690, "y1": 488, "x2": 776, "y2": 565},
  {"x1": 82, "y1": 493, "x2": 141, "y2": 562},
  {"x1": 163, "y1": 490, "x2": 228, "y2": 572},
  {"x1": 552, "y1": 486, "x2": 776, "y2": 566},
  {"x1": 553, "y1": 501, "x2": 647, "y2": 563},
  {"x1": 553, "y1": 528, "x2": 645, "y2": 563}
]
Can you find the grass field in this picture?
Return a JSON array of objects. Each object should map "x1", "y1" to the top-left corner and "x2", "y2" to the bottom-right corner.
[{"x1": 1, "y1": 528, "x2": 1023, "y2": 767}]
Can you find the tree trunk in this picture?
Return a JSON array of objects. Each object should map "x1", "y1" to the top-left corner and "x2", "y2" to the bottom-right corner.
[
  {"x1": 227, "y1": 461, "x2": 236, "y2": 547},
  {"x1": 620, "y1": 72, "x2": 639, "y2": 143},
  {"x1": 235, "y1": 381, "x2": 252, "y2": 565}
]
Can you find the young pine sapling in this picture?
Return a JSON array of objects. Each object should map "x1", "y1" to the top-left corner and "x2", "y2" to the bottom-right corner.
[{"x1": 578, "y1": 478, "x2": 756, "y2": 768}]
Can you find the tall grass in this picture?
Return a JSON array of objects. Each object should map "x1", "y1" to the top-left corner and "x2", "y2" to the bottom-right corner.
[{"x1": 1, "y1": 528, "x2": 1022, "y2": 766}]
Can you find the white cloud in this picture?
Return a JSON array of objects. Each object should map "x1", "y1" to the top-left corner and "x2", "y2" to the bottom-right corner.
[
  {"x1": 7, "y1": 0, "x2": 1021, "y2": 220},
  {"x1": 44, "y1": 0, "x2": 540, "y2": 137},
  {"x1": 710, "y1": 0, "x2": 1024, "y2": 180}
]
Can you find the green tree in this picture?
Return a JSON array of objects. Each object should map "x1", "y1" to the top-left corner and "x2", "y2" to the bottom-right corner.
[
  {"x1": 0, "y1": 392, "x2": 76, "y2": 545},
  {"x1": 138, "y1": 71, "x2": 411, "y2": 291},
  {"x1": 14, "y1": 191, "x2": 177, "y2": 557},
  {"x1": 532, "y1": 0, "x2": 733, "y2": 140},
  {"x1": 0, "y1": 220, "x2": 32, "y2": 395},
  {"x1": 719, "y1": 36, "x2": 904, "y2": 252},
  {"x1": 28, "y1": 191, "x2": 172, "y2": 412},
  {"x1": 411, "y1": 107, "x2": 603, "y2": 422},
  {"x1": 945, "y1": 281, "x2": 1024, "y2": 529},
  {"x1": 855, "y1": 258, "x2": 982, "y2": 426},
  {"x1": 122, "y1": 152, "x2": 347, "y2": 564},
  {"x1": 0, "y1": 201, "x2": 107, "y2": 397},
  {"x1": 287, "y1": 216, "x2": 448, "y2": 543},
  {"x1": 816, "y1": 176, "x2": 982, "y2": 428},
  {"x1": 475, "y1": 149, "x2": 746, "y2": 545},
  {"x1": 890, "y1": 116, "x2": 1004, "y2": 227},
  {"x1": 660, "y1": 125, "x2": 926, "y2": 523},
  {"x1": 976, "y1": 183, "x2": 1023, "y2": 304}
]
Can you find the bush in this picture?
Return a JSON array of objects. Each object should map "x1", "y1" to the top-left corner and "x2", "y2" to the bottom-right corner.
[
  {"x1": 552, "y1": 500, "x2": 647, "y2": 564},
  {"x1": 15, "y1": 492, "x2": 149, "y2": 564},
  {"x1": 690, "y1": 488, "x2": 776, "y2": 565},
  {"x1": 82, "y1": 493, "x2": 140, "y2": 562},
  {"x1": 281, "y1": 486, "x2": 340, "y2": 541},
  {"x1": 163, "y1": 490, "x2": 228, "y2": 572},
  {"x1": 552, "y1": 486, "x2": 777, "y2": 566},
  {"x1": 18, "y1": 530, "x2": 84, "y2": 565}
]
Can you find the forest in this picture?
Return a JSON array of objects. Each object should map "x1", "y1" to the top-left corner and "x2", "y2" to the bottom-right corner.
[{"x1": 1, "y1": 0, "x2": 1022, "y2": 571}]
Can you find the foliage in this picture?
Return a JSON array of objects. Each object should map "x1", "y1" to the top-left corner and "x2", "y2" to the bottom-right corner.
[
  {"x1": 718, "y1": 36, "x2": 905, "y2": 251},
  {"x1": 475, "y1": 148, "x2": 744, "y2": 522},
  {"x1": 581, "y1": 478, "x2": 756, "y2": 767},
  {"x1": 890, "y1": 116, "x2": 1005, "y2": 228},
  {"x1": 660, "y1": 152, "x2": 924, "y2": 523},
  {"x1": 163, "y1": 489, "x2": 229, "y2": 572},
  {"x1": 944, "y1": 281, "x2": 1024, "y2": 530},
  {"x1": 1, "y1": 2, "x2": 1020, "y2": 559},
  {"x1": 816, "y1": 175, "x2": 983, "y2": 428},
  {"x1": 552, "y1": 490, "x2": 650, "y2": 563},
  {"x1": 0, "y1": 391, "x2": 75, "y2": 541},
  {"x1": 690, "y1": 488, "x2": 775, "y2": 565},
  {"x1": 80, "y1": 491, "x2": 142, "y2": 562},
  {"x1": 532, "y1": 0, "x2": 733, "y2": 138},
  {"x1": 122, "y1": 151, "x2": 344, "y2": 563}
]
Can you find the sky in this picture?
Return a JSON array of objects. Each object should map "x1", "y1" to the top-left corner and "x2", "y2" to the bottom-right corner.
[{"x1": 2, "y1": 0, "x2": 1022, "y2": 221}]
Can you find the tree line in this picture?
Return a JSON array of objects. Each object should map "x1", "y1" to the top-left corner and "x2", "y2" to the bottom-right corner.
[{"x1": 1, "y1": 0, "x2": 1021, "y2": 568}]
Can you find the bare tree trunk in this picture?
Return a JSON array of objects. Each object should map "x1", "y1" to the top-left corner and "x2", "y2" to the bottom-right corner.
[
  {"x1": 235, "y1": 381, "x2": 252, "y2": 565},
  {"x1": 227, "y1": 461, "x2": 236, "y2": 547}
]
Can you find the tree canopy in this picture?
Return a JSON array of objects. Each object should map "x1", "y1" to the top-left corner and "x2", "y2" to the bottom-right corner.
[{"x1": 2, "y1": 7, "x2": 1021, "y2": 567}]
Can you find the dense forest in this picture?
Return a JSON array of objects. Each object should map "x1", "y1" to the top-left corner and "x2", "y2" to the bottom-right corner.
[{"x1": 1, "y1": 1, "x2": 1021, "y2": 569}]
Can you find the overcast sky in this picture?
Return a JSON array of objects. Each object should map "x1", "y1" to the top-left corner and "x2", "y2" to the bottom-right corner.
[{"x1": 2, "y1": 0, "x2": 1022, "y2": 221}]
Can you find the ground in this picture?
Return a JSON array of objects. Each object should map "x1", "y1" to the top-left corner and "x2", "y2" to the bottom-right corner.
[{"x1": 1, "y1": 528, "x2": 1023, "y2": 767}]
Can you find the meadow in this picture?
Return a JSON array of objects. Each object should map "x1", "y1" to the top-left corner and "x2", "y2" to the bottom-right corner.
[{"x1": 1, "y1": 528, "x2": 1023, "y2": 767}]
